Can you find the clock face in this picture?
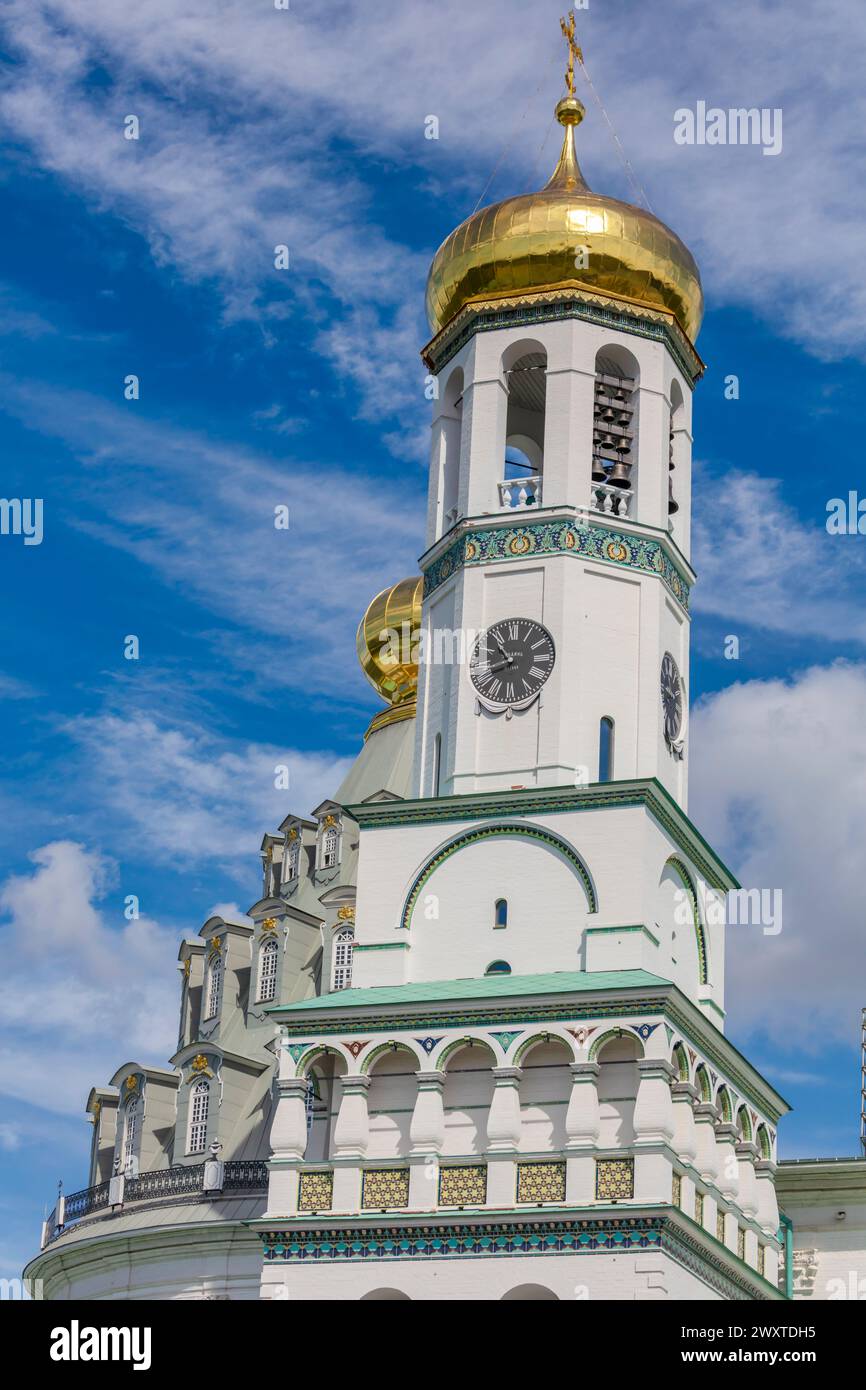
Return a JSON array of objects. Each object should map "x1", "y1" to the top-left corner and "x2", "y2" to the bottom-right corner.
[
  {"x1": 660, "y1": 652, "x2": 684, "y2": 742},
  {"x1": 470, "y1": 618, "x2": 555, "y2": 707}
]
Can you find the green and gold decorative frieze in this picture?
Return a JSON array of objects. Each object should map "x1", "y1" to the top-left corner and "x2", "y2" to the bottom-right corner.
[
  {"x1": 516, "y1": 1161, "x2": 566, "y2": 1204},
  {"x1": 298, "y1": 1170, "x2": 333, "y2": 1214},
  {"x1": 717, "y1": 1209, "x2": 726, "y2": 1243},
  {"x1": 438, "y1": 1165, "x2": 487, "y2": 1207},
  {"x1": 672, "y1": 1171, "x2": 682, "y2": 1208},
  {"x1": 423, "y1": 516, "x2": 691, "y2": 613},
  {"x1": 596, "y1": 1158, "x2": 634, "y2": 1202},
  {"x1": 695, "y1": 1191, "x2": 704, "y2": 1227},
  {"x1": 737, "y1": 1226, "x2": 746, "y2": 1261},
  {"x1": 362, "y1": 1168, "x2": 410, "y2": 1210}
]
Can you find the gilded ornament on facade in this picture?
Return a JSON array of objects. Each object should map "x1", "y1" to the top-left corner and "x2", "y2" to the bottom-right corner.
[
  {"x1": 287, "y1": 827, "x2": 298, "y2": 841},
  {"x1": 210, "y1": 935, "x2": 222, "y2": 952},
  {"x1": 323, "y1": 814, "x2": 337, "y2": 829},
  {"x1": 183, "y1": 957, "x2": 191, "y2": 979},
  {"x1": 125, "y1": 1075, "x2": 138, "y2": 1092},
  {"x1": 261, "y1": 917, "x2": 278, "y2": 932},
  {"x1": 191, "y1": 1054, "x2": 209, "y2": 1074},
  {"x1": 336, "y1": 905, "x2": 355, "y2": 922}
]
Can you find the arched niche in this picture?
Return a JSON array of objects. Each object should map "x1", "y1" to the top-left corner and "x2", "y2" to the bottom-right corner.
[
  {"x1": 364, "y1": 1043, "x2": 420, "y2": 1160},
  {"x1": 516, "y1": 1035, "x2": 574, "y2": 1153},
  {"x1": 501, "y1": 1284, "x2": 560, "y2": 1301},
  {"x1": 594, "y1": 1031, "x2": 643, "y2": 1147},
  {"x1": 440, "y1": 1039, "x2": 497, "y2": 1156}
]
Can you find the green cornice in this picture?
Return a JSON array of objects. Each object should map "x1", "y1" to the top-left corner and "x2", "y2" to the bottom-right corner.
[
  {"x1": 255, "y1": 1207, "x2": 779, "y2": 1300},
  {"x1": 345, "y1": 777, "x2": 739, "y2": 894},
  {"x1": 420, "y1": 509, "x2": 693, "y2": 614},
  {"x1": 420, "y1": 287, "x2": 705, "y2": 386}
]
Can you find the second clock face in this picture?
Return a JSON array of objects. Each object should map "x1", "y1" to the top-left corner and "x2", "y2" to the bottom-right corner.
[{"x1": 469, "y1": 618, "x2": 555, "y2": 707}]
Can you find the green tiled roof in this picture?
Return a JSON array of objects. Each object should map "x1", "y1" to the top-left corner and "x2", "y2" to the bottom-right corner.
[{"x1": 266, "y1": 968, "x2": 670, "y2": 1014}]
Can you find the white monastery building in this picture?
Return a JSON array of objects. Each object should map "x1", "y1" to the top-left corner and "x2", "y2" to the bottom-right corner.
[{"x1": 25, "y1": 46, "x2": 866, "y2": 1302}]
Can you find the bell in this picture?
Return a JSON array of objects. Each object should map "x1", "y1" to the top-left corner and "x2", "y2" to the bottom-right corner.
[
  {"x1": 602, "y1": 407, "x2": 615, "y2": 423},
  {"x1": 607, "y1": 458, "x2": 632, "y2": 489},
  {"x1": 615, "y1": 432, "x2": 632, "y2": 455},
  {"x1": 591, "y1": 453, "x2": 608, "y2": 482},
  {"x1": 668, "y1": 477, "x2": 679, "y2": 514}
]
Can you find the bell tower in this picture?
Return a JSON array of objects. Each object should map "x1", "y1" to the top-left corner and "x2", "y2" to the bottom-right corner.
[{"x1": 413, "y1": 85, "x2": 703, "y2": 811}]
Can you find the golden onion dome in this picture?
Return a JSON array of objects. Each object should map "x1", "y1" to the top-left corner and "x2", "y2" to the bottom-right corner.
[
  {"x1": 426, "y1": 96, "x2": 703, "y2": 343},
  {"x1": 356, "y1": 577, "x2": 423, "y2": 711}
]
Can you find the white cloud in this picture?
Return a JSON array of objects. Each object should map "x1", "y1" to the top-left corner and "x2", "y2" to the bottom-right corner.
[
  {"x1": 0, "y1": 0, "x2": 863, "y2": 388},
  {"x1": 61, "y1": 710, "x2": 353, "y2": 875},
  {"x1": 0, "y1": 841, "x2": 181, "y2": 1115},
  {"x1": 690, "y1": 661, "x2": 866, "y2": 1045},
  {"x1": 692, "y1": 465, "x2": 866, "y2": 643},
  {"x1": 0, "y1": 371, "x2": 425, "y2": 695}
]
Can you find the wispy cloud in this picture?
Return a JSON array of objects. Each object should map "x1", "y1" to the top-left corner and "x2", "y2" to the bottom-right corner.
[
  {"x1": 691, "y1": 661, "x2": 866, "y2": 1045},
  {"x1": 692, "y1": 465, "x2": 866, "y2": 643},
  {"x1": 1, "y1": 0, "x2": 864, "y2": 369}
]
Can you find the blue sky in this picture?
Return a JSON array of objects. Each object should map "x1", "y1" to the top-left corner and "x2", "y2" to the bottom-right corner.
[{"x1": 1, "y1": 0, "x2": 865, "y2": 1277}]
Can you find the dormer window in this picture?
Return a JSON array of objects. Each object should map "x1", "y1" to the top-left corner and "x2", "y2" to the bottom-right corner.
[
  {"x1": 257, "y1": 937, "x2": 279, "y2": 1004},
  {"x1": 122, "y1": 1095, "x2": 140, "y2": 1175},
  {"x1": 286, "y1": 834, "x2": 300, "y2": 881},
  {"x1": 204, "y1": 952, "x2": 223, "y2": 1020},
  {"x1": 332, "y1": 926, "x2": 354, "y2": 991},
  {"x1": 318, "y1": 815, "x2": 341, "y2": 871},
  {"x1": 187, "y1": 1079, "x2": 210, "y2": 1155}
]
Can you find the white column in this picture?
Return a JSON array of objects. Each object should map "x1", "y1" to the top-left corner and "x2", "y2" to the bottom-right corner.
[
  {"x1": 715, "y1": 1122, "x2": 740, "y2": 1202},
  {"x1": 331, "y1": 1075, "x2": 370, "y2": 1213},
  {"x1": 693, "y1": 1103, "x2": 720, "y2": 1185},
  {"x1": 754, "y1": 1158, "x2": 780, "y2": 1237},
  {"x1": 408, "y1": 1071, "x2": 445, "y2": 1211},
  {"x1": 633, "y1": 1059, "x2": 675, "y2": 1144},
  {"x1": 460, "y1": 376, "x2": 508, "y2": 517},
  {"x1": 564, "y1": 1061, "x2": 600, "y2": 1204},
  {"x1": 486, "y1": 1066, "x2": 522, "y2": 1206},
  {"x1": 265, "y1": 1077, "x2": 309, "y2": 1216},
  {"x1": 735, "y1": 1141, "x2": 759, "y2": 1219},
  {"x1": 632, "y1": 1059, "x2": 675, "y2": 1204},
  {"x1": 670, "y1": 1081, "x2": 698, "y2": 1165}
]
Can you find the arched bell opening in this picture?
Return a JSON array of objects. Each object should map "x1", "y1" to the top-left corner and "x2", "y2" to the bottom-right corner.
[
  {"x1": 501, "y1": 342, "x2": 547, "y2": 510},
  {"x1": 591, "y1": 346, "x2": 639, "y2": 520}
]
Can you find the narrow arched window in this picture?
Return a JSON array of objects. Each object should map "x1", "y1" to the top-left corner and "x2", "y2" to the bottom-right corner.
[
  {"x1": 187, "y1": 1080, "x2": 210, "y2": 1155},
  {"x1": 205, "y1": 953, "x2": 223, "y2": 1020},
  {"x1": 258, "y1": 937, "x2": 279, "y2": 1003},
  {"x1": 332, "y1": 927, "x2": 354, "y2": 991},
  {"x1": 286, "y1": 837, "x2": 300, "y2": 881},
  {"x1": 122, "y1": 1097, "x2": 139, "y2": 1173},
  {"x1": 485, "y1": 960, "x2": 511, "y2": 976},
  {"x1": 494, "y1": 898, "x2": 508, "y2": 929},
  {"x1": 599, "y1": 717, "x2": 614, "y2": 782},
  {"x1": 321, "y1": 825, "x2": 339, "y2": 869},
  {"x1": 432, "y1": 733, "x2": 442, "y2": 798}
]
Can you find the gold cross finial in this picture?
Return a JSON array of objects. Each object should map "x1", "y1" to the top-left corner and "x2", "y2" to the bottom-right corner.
[{"x1": 560, "y1": 11, "x2": 583, "y2": 99}]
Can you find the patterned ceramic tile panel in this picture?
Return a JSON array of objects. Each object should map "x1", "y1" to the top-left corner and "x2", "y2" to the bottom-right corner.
[
  {"x1": 737, "y1": 1226, "x2": 746, "y2": 1261},
  {"x1": 298, "y1": 1169, "x2": 333, "y2": 1213},
  {"x1": 438, "y1": 1165, "x2": 487, "y2": 1207},
  {"x1": 717, "y1": 1210, "x2": 726, "y2": 1243},
  {"x1": 758, "y1": 1242, "x2": 765, "y2": 1277},
  {"x1": 362, "y1": 1167, "x2": 410, "y2": 1209},
  {"x1": 516, "y1": 1161, "x2": 566, "y2": 1204},
  {"x1": 672, "y1": 1171, "x2": 682, "y2": 1207},
  {"x1": 595, "y1": 1158, "x2": 634, "y2": 1201},
  {"x1": 695, "y1": 1191, "x2": 704, "y2": 1226}
]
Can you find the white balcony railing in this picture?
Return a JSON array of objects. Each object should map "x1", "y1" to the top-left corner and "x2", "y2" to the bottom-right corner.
[
  {"x1": 590, "y1": 481, "x2": 632, "y2": 519},
  {"x1": 498, "y1": 475, "x2": 542, "y2": 510}
]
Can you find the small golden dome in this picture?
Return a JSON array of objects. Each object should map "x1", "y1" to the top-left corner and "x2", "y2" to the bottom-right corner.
[
  {"x1": 356, "y1": 577, "x2": 423, "y2": 708},
  {"x1": 426, "y1": 100, "x2": 703, "y2": 343}
]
